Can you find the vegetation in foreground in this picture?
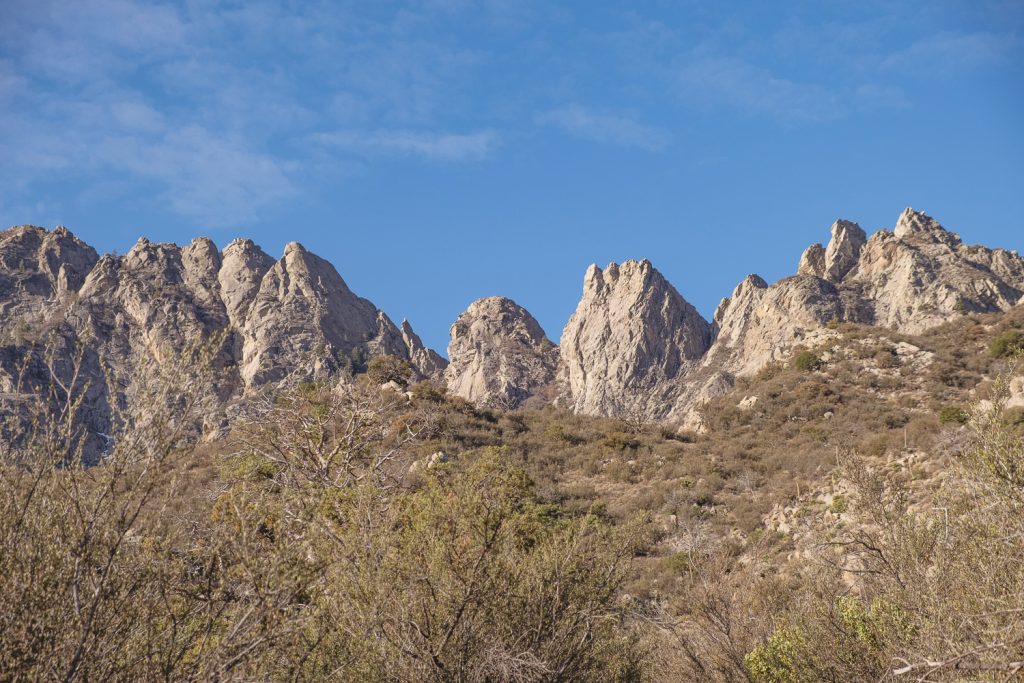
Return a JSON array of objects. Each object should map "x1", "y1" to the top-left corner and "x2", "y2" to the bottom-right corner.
[{"x1": 1, "y1": 311, "x2": 1023, "y2": 681}]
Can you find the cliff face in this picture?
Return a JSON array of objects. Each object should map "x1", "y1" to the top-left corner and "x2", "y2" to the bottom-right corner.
[
  {"x1": 663, "y1": 208, "x2": 1024, "y2": 424},
  {"x1": 236, "y1": 241, "x2": 412, "y2": 387},
  {"x1": 446, "y1": 208, "x2": 1022, "y2": 426},
  {"x1": 3, "y1": 206, "x2": 1022, "y2": 453},
  {"x1": 849, "y1": 209, "x2": 1024, "y2": 332},
  {"x1": 444, "y1": 297, "x2": 557, "y2": 408},
  {"x1": 556, "y1": 260, "x2": 714, "y2": 420},
  {"x1": 0, "y1": 227, "x2": 446, "y2": 460}
]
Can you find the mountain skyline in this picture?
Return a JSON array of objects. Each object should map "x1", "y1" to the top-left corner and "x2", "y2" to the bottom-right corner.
[
  {"x1": 2, "y1": 1, "x2": 1022, "y2": 353},
  {"x1": 13, "y1": 205, "x2": 1024, "y2": 357}
]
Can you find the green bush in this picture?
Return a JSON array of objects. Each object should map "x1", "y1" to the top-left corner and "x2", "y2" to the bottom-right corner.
[
  {"x1": 366, "y1": 354, "x2": 412, "y2": 386},
  {"x1": 938, "y1": 405, "x2": 969, "y2": 425},
  {"x1": 989, "y1": 329, "x2": 1023, "y2": 358},
  {"x1": 792, "y1": 351, "x2": 820, "y2": 372},
  {"x1": 745, "y1": 625, "x2": 811, "y2": 683},
  {"x1": 829, "y1": 495, "x2": 848, "y2": 514}
]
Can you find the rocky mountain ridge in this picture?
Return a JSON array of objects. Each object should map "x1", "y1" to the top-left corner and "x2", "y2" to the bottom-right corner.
[
  {"x1": 0, "y1": 226, "x2": 444, "y2": 458},
  {"x1": 3, "y1": 208, "x2": 1022, "y2": 457},
  {"x1": 445, "y1": 208, "x2": 1024, "y2": 426}
]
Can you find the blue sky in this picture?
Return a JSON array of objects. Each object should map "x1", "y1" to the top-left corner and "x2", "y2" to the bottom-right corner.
[{"x1": 2, "y1": 1, "x2": 1022, "y2": 354}]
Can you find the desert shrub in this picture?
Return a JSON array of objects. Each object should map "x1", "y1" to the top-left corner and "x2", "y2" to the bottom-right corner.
[
  {"x1": 938, "y1": 404, "x2": 969, "y2": 425},
  {"x1": 829, "y1": 494, "x2": 848, "y2": 514},
  {"x1": 859, "y1": 434, "x2": 890, "y2": 457},
  {"x1": 1003, "y1": 406, "x2": 1024, "y2": 432},
  {"x1": 0, "y1": 355, "x2": 654, "y2": 681},
  {"x1": 989, "y1": 329, "x2": 1023, "y2": 358},
  {"x1": 543, "y1": 421, "x2": 585, "y2": 445},
  {"x1": 756, "y1": 361, "x2": 785, "y2": 381},
  {"x1": 410, "y1": 379, "x2": 448, "y2": 403},
  {"x1": 873, "y1": 346, "x2": 899, "y2": 368},
  {"x1": 738, "y1": 374, "x2": 1024, "y2": 682},
  {"x1": 744, "y1": 625, "x2": 811, "y2": 683},
  {"x1": 792, "y1": 351, "x2": 820, "y2": 372},
  {"x1": 603, "y1": 430, "x2": 641, "y2": 452},
  {"x1": 366, "y1": 353, "x2": 412, "y2": 386}
]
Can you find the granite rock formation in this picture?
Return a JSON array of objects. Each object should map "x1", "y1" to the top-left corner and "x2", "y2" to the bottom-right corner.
[
  {"x1": 0, "y1": 228, "x2": 447, "y2": 459},
  {"x1": 557, "y1": 260, "x2": 714, "y2": 419},
  {"x1": 444, "y1": 296, "x2": 557, "y2": 408}
]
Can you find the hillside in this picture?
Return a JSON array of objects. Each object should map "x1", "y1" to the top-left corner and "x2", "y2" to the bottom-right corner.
[
  {"x1": 3, "y1": 208, "x2": 1023, "y2": 463},
  {"x1": 1, "y1": 209, "x2": 1023, "y2": 680}
]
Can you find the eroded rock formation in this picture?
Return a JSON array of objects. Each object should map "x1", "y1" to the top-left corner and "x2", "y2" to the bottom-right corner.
[
  {"x1": 557, "y1": 260, "x2": 714, "y2": 419},
  {"x1": 0, "y1": 227, "x2": 447, "y2": 459},
  {"x1": 445, "y1": 296, "x2": 557, "y2": 408}
]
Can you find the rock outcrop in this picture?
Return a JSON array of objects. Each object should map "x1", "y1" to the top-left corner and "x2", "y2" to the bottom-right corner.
[
  {"x1": 847, "y1": 209, "x2": 1024, "y2": 332},
  {"x1": 703, "y1": 273, "x2": 845, "y2": 377},
  {"x1": 445, "y1": 297, "x2": 557, "y2": 408},
  {"x1": 218, "y1": 238, "x2": 275, "y2": 329},
  {"x1": 0, "y1": 225, "x2": 98, "y2": 326},
  {"x1": 664, "y1": 208, "x2": 1024, "y2": 425},
  {"x1": 546, "y1": 209, "x2": 1024, "y2": 427},
  {"x1": 0, "y1": 226, "x2": 447, "y2": 460},
  {"x1": 401, "y1": 320, "x2": 447, "y2": 381},
  {"x1": 238, "y1": 242, "x2": 411, "y2": 386},
  {"x1": 4, "y1": 206, "x2": 1023, "y2": 453},
  {"x1": 798, "y1": 220, "x2": 867, "y2": 283},
  {"x1": 557, "y1": 260, "x2": 713, "y2": 419}
]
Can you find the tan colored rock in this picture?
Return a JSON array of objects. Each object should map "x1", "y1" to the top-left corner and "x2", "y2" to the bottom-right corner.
[
  {"x1": 675, "y1": 208, "x2": 1024, "y2": 420},
  {"x1": 401, "y1": 320, "x2": 447, "y2": 381},
  {"x1": 796, "y1": 220, "x2": 865, "y2": 282},
  {"x1": 850, "y1": 209, "x2": 1024, "y2": 332},
  {"x1": 558, "y1": 259, "x2": 713, "y2": 419},
  {"x1": 445, "y1": 296, "x2": 557, "y2": 408},
  {"x1": 823, "y1": 220, "x2": 866, "y2": 282},
  {"x1": 0, "y1": 225, "x2": 98, "y2": 324},
  {"x1": 3, "y1": 206, "x2": 1022, "y2": 456},
  {"x1": 0, "y1": 226, "x2": 446, "y2": 461},
  {"x1": 239, "y1": 242, "x2": 409, "y2": 385},
  {"x1": 703, "y1": 273, "x2": 843, "y2": 377},
  {"x1": 797, "y1": 243, "x2": 826, "y2": 278},
  {"x1": 218, "y1": 238, "x2": 274, "y2": 328}
]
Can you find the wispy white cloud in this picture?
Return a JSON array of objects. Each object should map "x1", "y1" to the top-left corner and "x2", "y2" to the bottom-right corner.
[
  {"x1": 674, "y1": 55, "x2": 915, "y2": 123},
  {"x1": 313, "y1": 129, "x2": 499, "y2": 161},
  {"x1": 676, "y1": 58, "x2": 844, "y2": 123},
  {"x1": 93, "y1": 127, "x2": 297, "y2": 225},
  {"x1": 881, "y1": 31, "x2": 1018, "y2": 75},
  {"x1": 538, "y1": 105, "x2": 670, "y2": 151},
  {"x1": 0, "y1": 1, "x2": 509, "y2": 226}
]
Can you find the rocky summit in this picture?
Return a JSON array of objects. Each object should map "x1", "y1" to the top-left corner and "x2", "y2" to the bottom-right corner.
[
  {"x1": 0, "y1": 228, "x2": 444, "y2": 460},
  {"x1": 446, "y1": 208, "x2": 1024, "y2": 426},
  {"x1": 556, "y1": 259, "x2": 714, "y2": 419},
  {"x1": 444, "y1": 296, "x2": 558, "y2": 408},
  {"x1": 2, "y1": 207, "x2": 1023, "y2": 457}
]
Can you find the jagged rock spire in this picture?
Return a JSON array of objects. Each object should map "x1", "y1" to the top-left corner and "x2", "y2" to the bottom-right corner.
[
  {"x1": 558, "y1": 259, "x2": 713, "y2": 418},
  {"x1": 797, "y1": 219, "x2": 865, "y2": 282},
  {"x1": 445, "y1": 296, "x2": 557, "y2": 408}
]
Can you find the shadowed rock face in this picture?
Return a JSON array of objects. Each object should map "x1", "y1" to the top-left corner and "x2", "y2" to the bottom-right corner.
[
  {"x1": 0, "y1": 226, "x2": 447, "y2": 460},
  {"x1": 401, "y1": 320, "x2": 448, "y2": 382},
  {"x1": 445, "y1": 296, "x2": 558, "y2": 408}
]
